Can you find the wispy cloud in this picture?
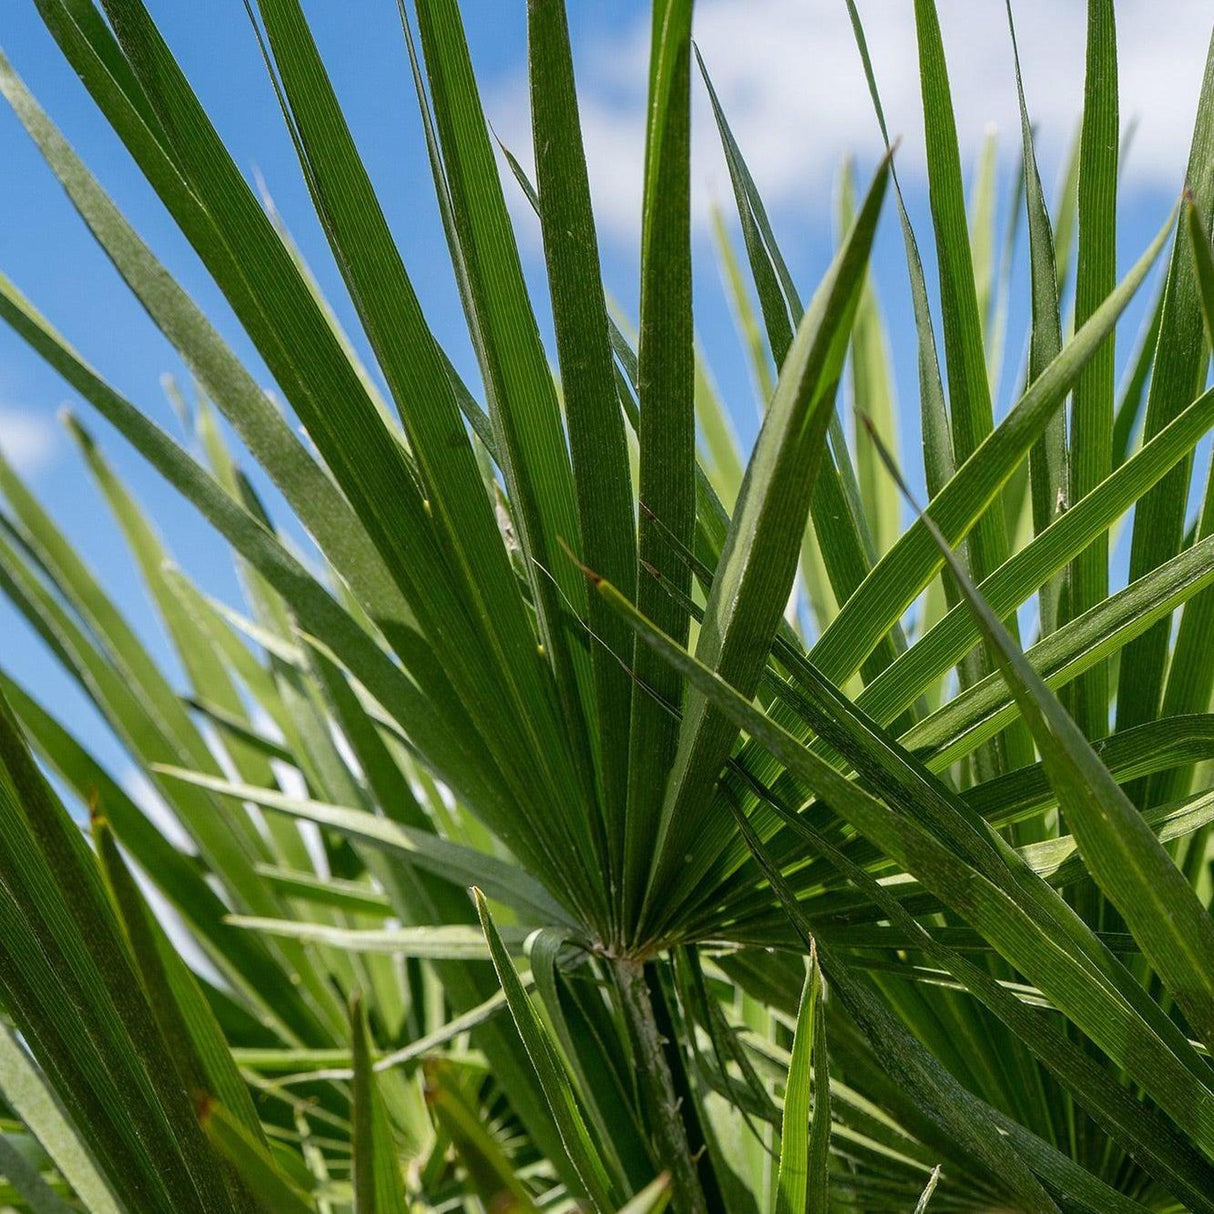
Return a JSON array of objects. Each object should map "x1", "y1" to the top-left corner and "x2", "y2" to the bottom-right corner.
[
  {"x1": 492, "y1": 0, "x2": 1211, "y2": 243},
  {"x1": 0, "y1": 406, "x2": 57, "y2": 475}
]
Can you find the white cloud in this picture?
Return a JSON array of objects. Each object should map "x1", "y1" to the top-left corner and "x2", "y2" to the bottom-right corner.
[
  {"x1": 0, "y1": 407, "x2": 57, "y2": 475},
  {"x1": 492, "y1": 0, "x2": 1212, "y2": 242}
]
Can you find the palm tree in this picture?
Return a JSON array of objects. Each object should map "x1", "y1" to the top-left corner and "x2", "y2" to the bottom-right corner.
[{"x1": 0, "y1": 0, "x2": 1211, "y2": 1209}]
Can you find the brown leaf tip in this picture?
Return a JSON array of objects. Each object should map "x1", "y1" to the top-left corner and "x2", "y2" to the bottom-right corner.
[{"x1": 558, "y1": 534, "x2": 604, "y2": 586}]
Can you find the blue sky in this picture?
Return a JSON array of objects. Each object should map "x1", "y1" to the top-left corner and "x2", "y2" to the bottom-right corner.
[{"x1": 0, "y1": 1, "x2": 1210, "y2": 797}]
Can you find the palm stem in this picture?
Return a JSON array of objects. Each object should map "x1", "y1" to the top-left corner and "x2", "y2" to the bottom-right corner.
[{"x1": 611, "y1": 957, "x2": 706, "y2": 1214}]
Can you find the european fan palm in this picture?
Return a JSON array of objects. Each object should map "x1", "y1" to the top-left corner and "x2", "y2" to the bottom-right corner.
[{"x1": 0, "y1": 0, "x2": 1211, "y2": 1210}]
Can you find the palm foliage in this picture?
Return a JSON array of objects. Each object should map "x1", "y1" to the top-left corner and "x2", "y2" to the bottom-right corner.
[{"x1": 0, "y1": 0, "x2": 1211, "y2": 1210}]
